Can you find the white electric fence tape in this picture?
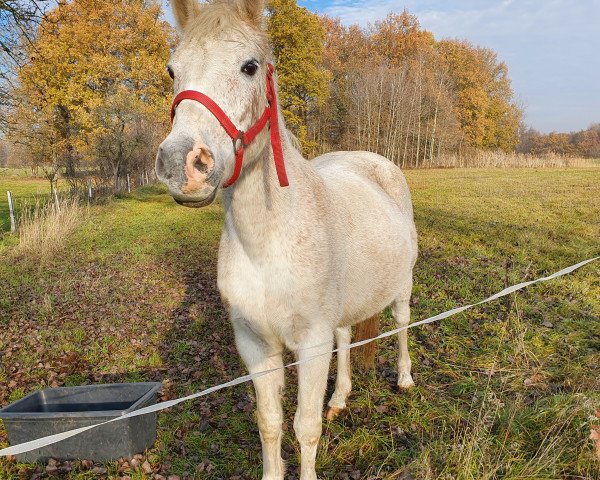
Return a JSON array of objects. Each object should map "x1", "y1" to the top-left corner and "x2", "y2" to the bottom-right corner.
[{"x1": 1, "y1": 256, "x2": 598, "y2": 457}]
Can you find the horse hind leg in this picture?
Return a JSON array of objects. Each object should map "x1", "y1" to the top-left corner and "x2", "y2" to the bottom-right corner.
[
  {"x1": 326, "y1": 315, "x2": 380, "y2": 420},
  {"x1": 326, "y1": 326, "x2": 352, "y2": 420},
  {"x1": 393, "y1": 288, "x2": 415, "y2": 391}
]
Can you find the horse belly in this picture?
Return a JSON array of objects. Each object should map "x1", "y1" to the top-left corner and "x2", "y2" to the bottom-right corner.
[
  {"x1": 343, "y1": 216, "x2": 413, "y2": 325},
  {"x1": 326, "y1": 173, "x2": 416, "y2": 325}
]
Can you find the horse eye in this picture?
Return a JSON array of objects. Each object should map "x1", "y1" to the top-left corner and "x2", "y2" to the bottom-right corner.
[
  {"x1": 241, "y1": 61, "x2": 258, "y2": 76},
  {"x1": 167, "y1": 66, "x2": 174, "y2": 80}
]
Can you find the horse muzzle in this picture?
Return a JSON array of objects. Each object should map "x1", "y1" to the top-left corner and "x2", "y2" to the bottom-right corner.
[{"x1": 155, "y1": 135, "x2": 222, "y2": 208}]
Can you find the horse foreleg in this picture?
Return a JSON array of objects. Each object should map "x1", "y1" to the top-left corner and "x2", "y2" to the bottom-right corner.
[
  {"x1": 233, "y1": 321, "x2": 285, "y2": 480},
  {"x1": 294, "y1": 326, "x2": 333, "y2": 480},
  {"x1": 326, "y1": 326, "x2": 352, "y2": 420}
]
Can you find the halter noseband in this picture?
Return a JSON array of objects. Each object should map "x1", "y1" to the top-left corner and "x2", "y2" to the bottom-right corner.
[{"x1": 170, "y1": 63, "x2": 288, "y2": 188}]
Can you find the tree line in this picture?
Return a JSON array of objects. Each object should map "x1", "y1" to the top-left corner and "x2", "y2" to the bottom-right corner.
[
  {"x1": 518, "y1": 124, "x2": 600, "y2": 158},
  {"x1": 0, "y1": 0, "x2": 594, "y2": 187},
  {"x1": 277, "y1": 5, "x2": 523, "y2": 166}
]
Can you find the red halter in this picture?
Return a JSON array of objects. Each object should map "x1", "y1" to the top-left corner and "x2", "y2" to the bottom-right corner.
[{"x1": 170, "y1": 63, "x2": 288, "y2": 188}]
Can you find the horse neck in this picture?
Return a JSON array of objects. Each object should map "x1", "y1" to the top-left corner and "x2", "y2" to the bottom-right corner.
[{"x1": 222, "y1": 128, "x2": 313, "y2": 252}]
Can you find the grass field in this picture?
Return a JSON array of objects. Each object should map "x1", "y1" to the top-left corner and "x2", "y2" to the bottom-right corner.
[{"x1": 0, "y1": 168, "x2": 599, "y2": 479}]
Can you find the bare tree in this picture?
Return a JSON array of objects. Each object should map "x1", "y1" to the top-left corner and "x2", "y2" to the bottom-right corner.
[
  {"x1": 0, "y1": 1, "x2": 51, "y2": 130},
  {"x1": 342, "y1": 56, "x2": 460, "y2": 168}
]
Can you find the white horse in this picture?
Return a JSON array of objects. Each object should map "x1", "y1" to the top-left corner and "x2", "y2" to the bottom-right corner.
[{"x1": 156, "y1": 1, "x2": 418, "y2": 478}]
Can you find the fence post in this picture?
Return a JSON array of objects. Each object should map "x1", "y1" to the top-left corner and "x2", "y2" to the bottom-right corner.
[
  {"x1": 53, "y1": 186, "x2": 61, "y2": 212},
  {"x1": 88, "y1": 179, "x2": 93, "y2": 201},
  {"x1": 127, "y1": 174, "x2": 131, "y2": 194},
  {"x1": 7, "y1": 191, "x2": 16, "y2": 232}
]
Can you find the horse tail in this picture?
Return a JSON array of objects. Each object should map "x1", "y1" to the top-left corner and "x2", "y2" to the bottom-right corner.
[{"x1": 353, "y1": 315, "x2": 379, "y2": 371}]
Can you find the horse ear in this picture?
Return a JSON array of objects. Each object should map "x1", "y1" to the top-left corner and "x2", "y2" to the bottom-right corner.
[
  {"x1": 236, "y1": 0, "x2": 265, "y2": 25},
  {"x1": 171, "y1": 0, "x2": 201, "y2": 30}
]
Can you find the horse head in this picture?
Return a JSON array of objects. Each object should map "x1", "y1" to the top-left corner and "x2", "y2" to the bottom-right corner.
[{"x1": 156, "y1": 0, "x2": 274, "y2": 207}]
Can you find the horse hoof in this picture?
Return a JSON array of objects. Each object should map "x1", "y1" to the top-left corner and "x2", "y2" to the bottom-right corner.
[
  {"x1": 326, "y1": 406, "x2": 344, "y2": 421},
  {"x1": 397, "y1": 373, "x2": 415, "y2": 392}
]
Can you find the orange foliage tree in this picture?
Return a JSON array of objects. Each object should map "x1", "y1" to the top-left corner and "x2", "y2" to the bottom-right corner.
[{"x1": 437, "y1": 39, "x2": 522, "y2": 152}]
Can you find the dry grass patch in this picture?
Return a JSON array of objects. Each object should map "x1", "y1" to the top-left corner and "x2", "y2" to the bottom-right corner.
[
  {"x1": 16, "y1": 198, "x2": 86, "y2": 258},
  {"x1": 432, "y1": 151, "x2": 598, "y2": 168}
]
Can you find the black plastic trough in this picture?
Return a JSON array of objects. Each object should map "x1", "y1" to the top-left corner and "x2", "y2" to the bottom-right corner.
[{"x1": 0, "y1": 382, "x2": 162, "y2": 462}]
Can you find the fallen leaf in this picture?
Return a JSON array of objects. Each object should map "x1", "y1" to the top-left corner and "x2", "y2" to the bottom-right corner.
[
  {"x1": 45, "y1": 465, "x2": 59, "y2": 475},
  {"x1": 524, "y1": 374, "x2": 544, "y2": 387},
  {"x1": 142, "y1": 460, "x2": 153, "y2": 474}
]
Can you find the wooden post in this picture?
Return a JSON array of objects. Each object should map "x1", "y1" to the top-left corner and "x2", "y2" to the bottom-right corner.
[
  {"x1": 7, "y1": 191, "x2": 16, "y2": 232},
  {"x1": 88, "y1": 179, "x2": 93, "y2": 200},
  {"x1": 126, "y1": 174, "x2": 131, "y2": 193}
]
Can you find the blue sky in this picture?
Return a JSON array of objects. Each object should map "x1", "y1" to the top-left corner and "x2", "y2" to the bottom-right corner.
[{"x1": 165, "y1": 1, "x2": 600, "y2": 133}]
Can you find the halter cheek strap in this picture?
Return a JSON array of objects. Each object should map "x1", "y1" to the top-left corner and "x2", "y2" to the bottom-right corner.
[{"x1": 170, "y1": 63, "x2": 289, "y2": 188}]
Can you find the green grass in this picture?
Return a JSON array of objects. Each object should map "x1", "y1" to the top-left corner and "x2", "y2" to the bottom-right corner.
[{"x1": 0, "y1": 169, "x2": 599, "y2": 479}]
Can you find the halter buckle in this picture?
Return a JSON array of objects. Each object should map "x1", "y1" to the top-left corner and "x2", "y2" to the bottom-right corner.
[{"x1": 233, "y1": 131, "x2": 246, "y2": 153}]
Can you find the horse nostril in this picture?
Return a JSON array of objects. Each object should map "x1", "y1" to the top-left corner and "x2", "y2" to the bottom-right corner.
[
  {"x1": 187, "y1": 146, "x2": 214, "y2": 181},
  {"x1": 194, "y1": 155, "x2": 210, "y2": 176},
  {"x1": 156, "y1": 153, "x2": 173, "y2": 180}
]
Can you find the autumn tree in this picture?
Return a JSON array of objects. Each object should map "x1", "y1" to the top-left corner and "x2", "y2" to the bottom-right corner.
[
  {"x1": 267, "y1": 0, "x2": 330, "y2": 154},
  {"x1": 437, "y1": 39, "x2": 522, "y2": 153},
  {"x1": 9, "y1": 0, "x2": 174, "y2": 187},
  {"x1": 369, "y1": 11, "x2": 434, "y2": 65},
  {"x1": 314, "y1": 16, "x2": 369, "y2": 152},
  {"x1": 571, "y1": 125, "x2": 600, "y2": 157}
]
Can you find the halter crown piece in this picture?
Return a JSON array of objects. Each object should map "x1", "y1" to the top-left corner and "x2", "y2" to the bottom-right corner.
[{"x1": 170, "y1": 63, "x2": 289, "y2": 188}]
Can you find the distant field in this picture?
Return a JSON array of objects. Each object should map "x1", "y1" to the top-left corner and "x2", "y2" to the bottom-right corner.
[
  {"x1": 0, "y1": 168, "x2": 33, "y2": 178},
  {"x1": 0, "y1": 168, "x2": 599, "y2": 479}
]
